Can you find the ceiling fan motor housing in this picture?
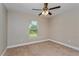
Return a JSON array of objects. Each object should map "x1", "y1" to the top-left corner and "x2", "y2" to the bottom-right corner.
[{"x1": 43, "y1": 7, "x2": 48, "y2": 11}]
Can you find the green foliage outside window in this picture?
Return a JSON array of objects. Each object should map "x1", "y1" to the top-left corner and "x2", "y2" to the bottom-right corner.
[{"x1": 28, "y1": 21, "x2": 38, "y2": 37}]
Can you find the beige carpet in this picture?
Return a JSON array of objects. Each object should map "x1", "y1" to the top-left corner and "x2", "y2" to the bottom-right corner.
[{"x1": 4, "y1": 41, "x2": 79, "y2": 56}]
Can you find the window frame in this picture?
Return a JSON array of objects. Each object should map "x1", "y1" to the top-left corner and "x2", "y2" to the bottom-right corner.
[{"x1": 28, "y1": 20, "x2": 38, "y2": 38}]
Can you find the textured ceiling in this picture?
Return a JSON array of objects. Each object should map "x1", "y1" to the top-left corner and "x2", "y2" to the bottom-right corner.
[{"x1": 4, "y1": 3, "x2": 79, "y2": 16}]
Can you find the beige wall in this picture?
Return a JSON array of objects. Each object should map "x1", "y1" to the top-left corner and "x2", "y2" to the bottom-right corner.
[
  {"x1": 7, "y1": 4, "x2": 79, "y2": 49},
  {"x1": 7, "y1": 11, "x2": 49, "y2": 46},
  {"x1": 0, "y1": 4, "x2": 7, "y2": 55},
  {"x1": 49, "y1": 7, "x2": 79, "y2": 48}
]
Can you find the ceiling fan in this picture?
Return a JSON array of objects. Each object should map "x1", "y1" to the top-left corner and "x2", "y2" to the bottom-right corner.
[{"x1": 32, "y1": 3, "x2": 61, "y2": 16}]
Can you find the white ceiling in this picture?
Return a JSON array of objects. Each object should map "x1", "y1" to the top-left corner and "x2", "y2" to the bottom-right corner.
[{"x1": 4, "y1": 3, "x2": 79, "y2": 16}]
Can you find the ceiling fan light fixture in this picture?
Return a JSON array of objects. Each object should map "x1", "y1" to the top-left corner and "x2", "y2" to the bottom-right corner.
[{"x1": 42, "y1": 10, "x2": 48, "y2": 16}]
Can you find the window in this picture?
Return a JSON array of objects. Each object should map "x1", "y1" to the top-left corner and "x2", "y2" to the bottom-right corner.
[{"x1": 28, "y1": 20, "x2": 38, "y2": 38}]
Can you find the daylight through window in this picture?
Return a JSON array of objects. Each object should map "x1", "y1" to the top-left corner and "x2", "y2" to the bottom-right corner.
[{"x1": 28, "y1": 20, "x2": 38, "y2": 38}]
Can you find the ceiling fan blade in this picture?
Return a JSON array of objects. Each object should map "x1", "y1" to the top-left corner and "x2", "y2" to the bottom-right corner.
[
  {"x1": 32, "y1": 9, "x2": 42, "y2": 11},
  {"x1": 49, "y1": 6, "x2": 61, "y2": 10},
  {"x1": 38, "y1": 12, "x2": 42, "y2": 16},
  {"x1": 48, "y1": 12, "x2": 52, "y2": 15}
]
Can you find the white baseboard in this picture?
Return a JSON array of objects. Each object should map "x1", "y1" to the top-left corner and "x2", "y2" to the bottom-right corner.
[
  {"x1": 1, "y1": 48, "x2": 7, "y2": 56},
  {"x1": 7, "y1": 39, "x2": 49, "y2": 48},
  {"x1": 48, "y1": 39, "x2": 79, "y2": 51},
  {"x1": 7, "y1": 39, "x2": 79, "y2": 52}
]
